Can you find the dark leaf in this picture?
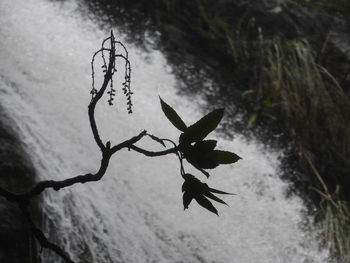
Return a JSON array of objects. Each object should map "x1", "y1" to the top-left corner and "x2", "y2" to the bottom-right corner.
[
  {"x1": 181, "y1": 108, "x2": 224, "y2": 143},
  {"x1": 194, "y1": 140, "x2": 217, "y2": 152},
  {"x1": 209, "y1": 187, "x2": 235, "y2": 195},
  {"x1": 211, "y1": 150, "x2": 241, "y2": 164},
  {"x1": 203, "y1": 191, "x2": 228, "y2": 206},
  {"x1": 182, "y1": 174, "x2": 232, "y2": 214},
  {"x1": 183, "y1": 147, "x2": 218, "y2": 171},
  {"x1": 159, "y1": 97, "x2": 187, "y2": 131},
  {"x1": 186, "y1": 154, "x2": 218, "y2": 170},
  {"x1": 181, "y1": 140, "x2": 219, "y2": 171},
  {"x1": 194, "y1": 195, "x2": 218, "y2": 215},
  {"x1": 183, "y1": 191, "x2": 193, "y2": 210},
  {"x1": 182, "y1": 176, "x2": 192, "y2": 192}
]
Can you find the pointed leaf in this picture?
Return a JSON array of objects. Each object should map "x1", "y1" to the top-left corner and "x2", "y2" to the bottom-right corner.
[
  {"x1": 186, "y1": 155, "x2": 218, "y2": 170},
  {"x1": 182, "y1": 177, "x2": 192, "y2": 192},
  {"x1": 194, "y1": 195, "x2": 218, "y2": 215},
  {"x1": 182, "y1": 140, "x2": 219, "y2": 170},
  {"x1": 181, "y1": 109, "x2": 224, "y2": 143},
  {"x1": 248, "y1": 113, "x2": 258, "y2": 128},
  {"x1": 194, "y1": 140, "x2": 217, "y2": 152},
  {"x1": 183, "y1": 191, "x2": 193, "y2": 209},
  {"x1": 185, "y1": 154, "x2": 216, "y2": 174},
  {"x1": 211, "y1": 150, "x2": 241, "y2": 164},
  {"x1": 209, "y1": 187, "x2": 236, "y2": 195},
  {"x1": 203, "y1": 192, "x2": 228, "y2": 206},
  {"x1": 159, "y1": 97, "x2": 187, "y2": 131}
]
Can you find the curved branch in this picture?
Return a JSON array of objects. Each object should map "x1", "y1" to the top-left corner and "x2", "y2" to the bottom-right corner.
[
  {"x1": 128, "y1": 145, "x2": 178, "y2": 157},
  {"x1": 0, "y1": 150, "x2": 111, "y2": 202},
  {"x1": 110, "y1": 130, "x2": 147, "y2": 154},
  {"x1": 0, "y1": 127, "x2": 178, "y2": 263},
  {"x1": 0, "y1": 130, "x2": 176, "y2": 202}
]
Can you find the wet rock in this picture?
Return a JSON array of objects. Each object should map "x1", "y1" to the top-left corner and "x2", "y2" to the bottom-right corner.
[
  {"x1": 0, "y1": 201, "x2": 35, "y2": 263},
  {"x1": 0, "y1": 106, "x2": 38, "y2": 263},
  {"x1": 235, "y1": 0, "x2": 350, "y2": 59}
]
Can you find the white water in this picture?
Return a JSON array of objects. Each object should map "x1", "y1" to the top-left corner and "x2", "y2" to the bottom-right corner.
[{"x1": 0, "y1": 0, "x2": 329, "y2": 262}]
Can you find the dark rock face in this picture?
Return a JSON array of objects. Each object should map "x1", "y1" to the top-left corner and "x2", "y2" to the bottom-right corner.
[
  {"x1": 237, "y1": 0, "x2": 335, "y2": 37},
  {"x1": 0, "y1": 106, "x2": 38, "y2": 263},
  {"x1": 0, "y1": 202, "x2": 36, "y2": 263},
  {"x1": 236, "y1": 0, "x2": 350, "y2": 59}
]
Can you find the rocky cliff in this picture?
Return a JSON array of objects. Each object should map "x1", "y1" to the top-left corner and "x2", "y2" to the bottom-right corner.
[{"x1": 0, "y1": 106, "x2": 38, "y2": 263}]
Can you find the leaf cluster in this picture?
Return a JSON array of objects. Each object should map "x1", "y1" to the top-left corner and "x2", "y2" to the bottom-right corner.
[
  {"x1": 182, "y1": 174, "x2": 234, "y2": 215},
  {"x1": 160, "y1": 97, "x2": 241, "y2": 214}
]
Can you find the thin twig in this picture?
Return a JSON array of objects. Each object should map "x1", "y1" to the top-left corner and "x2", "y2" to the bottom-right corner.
[
  {"x1": 128, "y1": 145, "x2": 178, "y2": 157},
  {"x1": 0, "y1": 31, "x2": 183, "y2": 263}
]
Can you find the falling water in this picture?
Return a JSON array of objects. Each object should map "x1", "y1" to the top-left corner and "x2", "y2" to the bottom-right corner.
[{"x1": 0, "y1": 0, "x2": 330, "y2": 262}]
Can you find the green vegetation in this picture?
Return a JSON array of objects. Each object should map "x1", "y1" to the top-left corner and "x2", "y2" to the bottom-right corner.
[
  {"x1": 215, "y1": 12, "x2": 350, "y2": 261},
  {"x1": 307, "y1": 154, "x2": 350, "y2": 261},
  {"x1": 227, "y1": 29, "x2": 350, "y2": 260}
]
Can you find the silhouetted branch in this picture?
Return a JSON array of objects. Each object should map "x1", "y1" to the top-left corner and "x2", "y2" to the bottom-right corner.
[
  {"x1": 128, "y1": 145, "x2": 178, "y2": 157},
  {"x1": 0, "y1": 31, "x2": 183, "y2": 263},
  {"x1": 110, "y1": 130, "x2": 147, "y2": 154},
  {"x1": 89, "y1": 34, "x2": 116, "y2": 151},
  {"x1": 0, "y1": 130, "x2": 175, "y2": 203}
]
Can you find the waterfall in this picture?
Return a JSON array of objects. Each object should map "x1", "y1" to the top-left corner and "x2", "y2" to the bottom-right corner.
[{"x1": 0, "y1": 0, "x2": 330, "y2": 262}]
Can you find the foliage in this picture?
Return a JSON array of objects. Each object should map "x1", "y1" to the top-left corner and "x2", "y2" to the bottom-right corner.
[
  {"x1": 305, "y1": 153, "x2": 350, "y2": 261},
  {"x1": 160, "y1": 97, "x2": 240, "y2": 176},
  {"x1": 0, "y1": 32, "x2": 241, "y2": 263},
  {"x1": 182, "y1": 174, "x2": 234, "y2": 215},
  {"x1": 235, "y1": 34, "x2": 350, "y2": 258}
]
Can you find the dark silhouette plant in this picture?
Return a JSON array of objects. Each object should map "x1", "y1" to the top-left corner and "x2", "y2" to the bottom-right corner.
[
  {"x1": 182, "y1": 173, "x2": 234, "y2": 215},
  {"x1": 160, "y1": 97, "x2": 241, "y2": 177},
  {"x1": 0, "y1": 31, "x2": 241, "y2": 263}
]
